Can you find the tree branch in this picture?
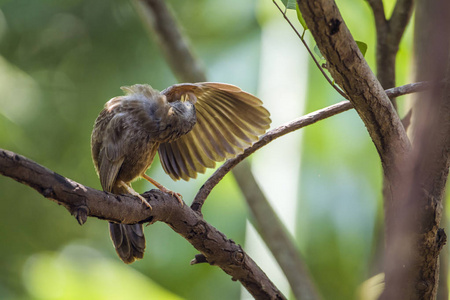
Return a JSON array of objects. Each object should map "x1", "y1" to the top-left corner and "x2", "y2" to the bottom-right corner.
[
  {"x1": 193, "y1": 81, "x2": 433, "y2": 208},
  {"x1": 367, "y1": 0, "x2": 413, "y2": 108},
  {"x1": 0, "y1": 148, "x2": 285, "y2": 300},
  {"x1": 133, "y1": 0, "x2": 206, "y2": 83},
  {"x1": 297, "y1": 0, "x2": 411, "y2": 172},
  {"x1": 366, "y1": 0, "x2": 386, "y2": 31},
  {"x1": 389, "y1": 0, "x2": 414, "y2": 46},
  {"x1": 381, "y1": 0, "x2": 450, "y2": 297}
]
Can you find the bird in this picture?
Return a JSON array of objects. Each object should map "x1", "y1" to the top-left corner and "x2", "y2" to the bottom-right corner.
[{"x1": 91, "y1": 82, "x2": 271, "y2": 263}]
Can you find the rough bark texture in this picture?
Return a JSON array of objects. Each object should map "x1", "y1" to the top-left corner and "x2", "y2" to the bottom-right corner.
[
  {"x1": 297, "y1": 0, "x2": 450, "y2": 298},
  {"x1": 380, "y1": 0, "x2": 450, "y2": 298},
  {"x1": 382, "y1": 65, "x2": 450, "y2": 299},
  {"x1": 0, "y1": 149, "x2": 285, "y2": 300},
  {"x1": 366, "y1": 0, "x2": 414, "y2": 279},
  {"x1": 296, "y1": 0, "x2": 411, "y2": 167}
]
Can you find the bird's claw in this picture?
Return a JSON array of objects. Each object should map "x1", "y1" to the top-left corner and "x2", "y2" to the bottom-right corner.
[
  {"x1": 137, "y1": 194, "x2": 152, "y2": 210},
  {"x1": 171, "y1": 191, "x2": 183, "y2": 206},
  {"x1": 140, "y1": 174, "x2": 183, "y2": 206},
  {"x1": 161, "y1": 187, "x2": 183, "y2": 206}
]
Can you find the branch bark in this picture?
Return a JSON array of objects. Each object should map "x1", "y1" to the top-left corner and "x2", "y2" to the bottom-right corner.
[
  {"x1": 0, "y1": 149, "x2": 285, "y2": 300},
  {"x1": 297, "y1": 0, "x2": 449, "y2": 298},
  {"x1": 381, "y1": 53, "x2": 450, "y2": 300}
]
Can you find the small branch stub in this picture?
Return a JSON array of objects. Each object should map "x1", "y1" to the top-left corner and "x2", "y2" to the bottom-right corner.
[{"x1": 74, "y1": 206, "x2": 89, "y2": 225}]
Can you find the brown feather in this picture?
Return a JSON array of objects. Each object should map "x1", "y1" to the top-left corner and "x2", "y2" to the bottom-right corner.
[{"x1": 158, "y1": 82, "x2": 271, "y2": 180}]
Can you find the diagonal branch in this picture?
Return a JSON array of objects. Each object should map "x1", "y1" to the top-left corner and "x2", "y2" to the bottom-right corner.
[
  {"x1": 366, "y1": 0, "x2": 386, "y2": 27},
  {"x1": 0, "y1": 148, "x2": 285, "y2": 300},
  {"x1": 193, "y1": 81, "x2": 433, "y2": 208},
  {"x1": 133, "y1": 0, "x2": 206, "y2": 83},
  {"x1": 389, "y1": 0, "x2": 414, "y2": 46}
]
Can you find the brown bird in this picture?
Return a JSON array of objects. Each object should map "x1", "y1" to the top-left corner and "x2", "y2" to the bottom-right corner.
[{"x1": 91, "y1": 82, "x2": 271, "y2": 263}]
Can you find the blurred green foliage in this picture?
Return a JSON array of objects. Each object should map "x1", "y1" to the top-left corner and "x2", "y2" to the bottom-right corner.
[{"x1": 0, "y1": 0, "x2": 426, "y2": 299}]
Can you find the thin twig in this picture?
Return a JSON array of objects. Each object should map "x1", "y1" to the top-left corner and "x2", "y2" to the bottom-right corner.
[
  {"x1": 192, "y1": 81, "x2": 434, "y2": 208},
  {"x1": 272, "y1": 0, "x2": 348, "y2": 99}
]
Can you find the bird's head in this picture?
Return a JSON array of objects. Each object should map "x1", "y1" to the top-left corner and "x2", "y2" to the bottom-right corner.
[
  {"x1": 120, "y1": 84, "x2": 159, "y2": 99},
  {"x1": 113, "y1": 84, "x2": 167, "y2": 111}
]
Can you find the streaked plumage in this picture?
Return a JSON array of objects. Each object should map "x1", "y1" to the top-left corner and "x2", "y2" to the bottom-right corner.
[{"x1": 91, "y1": 82, "x2": 271, "y2": 263}]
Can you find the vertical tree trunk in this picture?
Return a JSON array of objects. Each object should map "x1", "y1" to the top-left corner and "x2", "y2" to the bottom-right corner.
[{"x1": 381, "y1": 1, "x2": 450, "y2": 298}]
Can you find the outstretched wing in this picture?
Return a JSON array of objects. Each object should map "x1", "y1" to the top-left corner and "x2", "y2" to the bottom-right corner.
[{"x1": 158, "y1": 82, "x2": 271, "y2": 181}]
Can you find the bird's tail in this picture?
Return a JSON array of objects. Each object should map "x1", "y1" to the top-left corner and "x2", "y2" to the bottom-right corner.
[
  {"x1": 109, "y1": 222, "x2": 146, "y2": 264},
  {"x1": 108, "y1": 183, "x2": 146, "y2": 264}
]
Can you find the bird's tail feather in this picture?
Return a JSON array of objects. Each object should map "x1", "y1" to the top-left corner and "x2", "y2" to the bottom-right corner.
[
  {"x1": 109, "y1": 222, "x2": 146, "y2": 264},
  {"x1": 108, "y1": 183, "x2": 146, "y2": 264}
]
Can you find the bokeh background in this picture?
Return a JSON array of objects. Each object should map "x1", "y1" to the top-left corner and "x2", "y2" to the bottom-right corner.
[{"x1": 0, "y1": 0, "x2": 437, "y2": 299}]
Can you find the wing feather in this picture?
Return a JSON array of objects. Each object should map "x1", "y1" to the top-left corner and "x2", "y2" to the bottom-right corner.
[
  {"x1": 92, "y1": 112, "x2": 127, "y2": 192},
  {"x1": 158, "y1": 82, "x2": 271, "y2": 180}
]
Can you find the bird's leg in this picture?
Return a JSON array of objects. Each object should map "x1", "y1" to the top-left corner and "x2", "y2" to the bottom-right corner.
[
  {"x1": 118, "y1": 180, "x2": 152, "y2": 209},
  {"x1": 141, "y1": 173, "x2": 183, "y2": 205}
]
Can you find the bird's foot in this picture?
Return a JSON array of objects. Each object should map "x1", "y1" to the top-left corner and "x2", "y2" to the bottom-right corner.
[
  {"x1": 118, "y1": 181, "x2": 152, "y2": 209},
  {"x1": 137, "y1": 194, "x2": 153, "y2": 209},
  {"x1": 160, "y1": 187, "x2": 183, "y2": 206},
  {"x1": 141, "y1": 173, "x2": 183, "y2": 206}
]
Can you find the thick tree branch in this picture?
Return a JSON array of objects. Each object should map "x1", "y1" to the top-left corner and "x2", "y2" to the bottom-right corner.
[
  {"x1": 0, "y1": 149, "x2": 285, "y2": 300},
  {"x1": 297, "y1": 0, "x2": 411, "y2": 173},
  {"x1": 366, "y1": 0, "x2": 413, "y2": 280},
  {"x1": 380, "y1": 0, "x2": 450, "y2": 298},
  {"x1": 297, "y1": 0, "x2": 448, "y2": 298},
  {"x1": 194, "y1": 81, "x2": 433, "y2": 207},
  {"x1": 382, "y1": 51, "x2": 450, "y2": 300}
]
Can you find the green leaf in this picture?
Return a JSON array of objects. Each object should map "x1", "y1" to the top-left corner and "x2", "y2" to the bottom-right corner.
[
  {"x1": 356, "y1": 41, "x2": 368, "y2": 57},
  {"x1": 281, "y1": 0, "x2": 297, "y2": 10},
  {"x1": 296, "y1": 4, "x2": 308, "y2": 31}
]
